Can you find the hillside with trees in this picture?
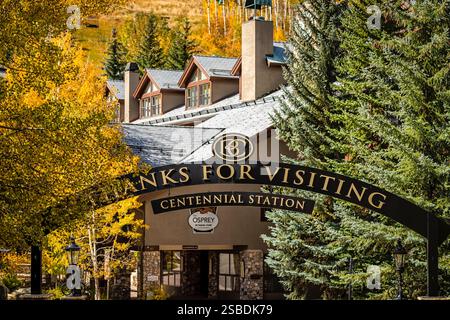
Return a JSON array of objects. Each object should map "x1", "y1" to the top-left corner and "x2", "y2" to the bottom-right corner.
[{"x1": 75, "y1": 0, "x2": 299, "y2": 68}]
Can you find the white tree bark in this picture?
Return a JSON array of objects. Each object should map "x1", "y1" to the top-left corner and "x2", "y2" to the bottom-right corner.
[
  {"x1": 207, "y1": 0, "x2": 212, "y2": 34},
  {"x1": 87, "y1": 211, "x2": 100, "y2": 300},
  {"x1": 222, "y1": 0, "x2": 227, "y2": 36}
]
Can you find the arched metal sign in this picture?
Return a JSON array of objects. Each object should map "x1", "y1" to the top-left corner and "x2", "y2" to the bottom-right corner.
[
  {"x1": 119, "y1": 162, "x2": 450, "y2": 244},
  {"x1": 42, "y1": 161, "x2": 449, "y2": 296}
]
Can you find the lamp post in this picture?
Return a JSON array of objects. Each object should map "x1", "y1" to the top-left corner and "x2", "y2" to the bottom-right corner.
[
  {"x1": 393, "y1": 239, "x2": 407, "y2": 300},
  {"x1": 65, "y1": 236, "x2": 81, "y2": 296}
]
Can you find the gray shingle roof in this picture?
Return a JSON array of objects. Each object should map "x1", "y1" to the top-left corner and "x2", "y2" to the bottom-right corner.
[
  {"x1": 124, "y1": 89, "x2": 285, "y2": 166},
  {"x1": 146, "y1": 69, "x2": 184, "y2": 90},
  {"x1": 106, "y1": 80, "x2": 125, "y2": 100},
  {"x1": 194, "y1": 56, "x2": 239, "y2": 78},
  {"x1": 122, "y1": 124, "x2": 223, "y2": 167}
]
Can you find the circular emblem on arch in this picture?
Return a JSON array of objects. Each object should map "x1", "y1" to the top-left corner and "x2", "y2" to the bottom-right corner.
[{"x1": 212, "y1": 133, "x2": 254, "y2": 162}]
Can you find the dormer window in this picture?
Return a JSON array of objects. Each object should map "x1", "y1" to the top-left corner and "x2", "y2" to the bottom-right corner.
[
  {"x1": 178, "y1": 56, "x2": 239, "y2": 111},
  {"x1": 141, "y1": 95, "x2": 161, "y2": 118},
  {"x1": 186, "y1": 83, "x2": 210, "y2": 110},
  {"x1": 133, "y1": 69, "x2": 184, "y2": 121},
  {"x1": 185, "y1": 67, "x2": 211, "y2": 110},
  {"x1": 199, "y1": 84, "x2": 211, "y2": 106}
]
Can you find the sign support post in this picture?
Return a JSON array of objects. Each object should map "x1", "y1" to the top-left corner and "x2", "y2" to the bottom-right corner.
[
  {"x1": 427, "y1": 213, "x2": 439, "y2": 296},
  {"x1": 30, "y1": 245, "x2": 42, "y2": 295}
]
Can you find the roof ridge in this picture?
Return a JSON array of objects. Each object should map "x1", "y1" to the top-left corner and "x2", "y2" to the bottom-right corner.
[
  {"x1": 193, "y1": 55, "x2": 238, "y2": 60},
  {"x1": 146, "y1": 68, "x2": 184, "y2": 72},
  {"x1": 122, "y1": 123, "x2": 224, "y2": 130}
]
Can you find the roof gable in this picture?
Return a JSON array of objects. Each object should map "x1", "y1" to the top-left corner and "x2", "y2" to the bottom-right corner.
[
  {"x1": 148, "y1": 69, "x2": 184, "y2": 89},
  {"x1": 178, "y1": 56, "x2": 239, "y2": 87},
  {"x1": 106, "y1": 80, "x2": 125, "y2": 100}
]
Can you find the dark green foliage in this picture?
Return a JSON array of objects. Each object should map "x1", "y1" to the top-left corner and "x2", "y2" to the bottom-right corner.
[
  {"x1": 333, "y1": 0, "x2": 450, "y2": 298},
  {"x1": 265, "y1": 0, "x2": 450, "y2": 299},
  {"x1": 166, "y1": 16, "x2": 197, "y2": 70},
  {"x1": 136, "y1": 13, "x2": 165, "y2": 73},
  {"x1": 104, "y1": 28, "x2": 127, "y2": 80},
  {"x1": 265, "y1": 0, "x2": 348, "y2": 299}
]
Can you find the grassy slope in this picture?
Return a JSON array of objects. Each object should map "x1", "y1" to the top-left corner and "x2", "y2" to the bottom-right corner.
[{"x1": 75, "y1": 0, "x2": 203, "y2": 68}]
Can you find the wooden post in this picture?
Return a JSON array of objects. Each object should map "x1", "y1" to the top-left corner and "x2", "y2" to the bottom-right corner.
[{"x1": 427, "y1": 213, "x2": 439, "y2": 296}]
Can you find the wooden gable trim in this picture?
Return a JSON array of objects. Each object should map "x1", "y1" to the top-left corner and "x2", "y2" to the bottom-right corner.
[
  {"x1": 231, "y1": 56, "x2": 242, "y2": 76},
  {"x1": 141, "y1": 91, "x2": 162, "y2": 99},
  {"x1": 178, "y1": 57, "x2": 210, "y2": 88},
  {"x1": 186, "y1": 79, "x2": 210, "y2": 88},
  {"x1": 133, "y1": 71, "x2": 161, "y2": 98}
]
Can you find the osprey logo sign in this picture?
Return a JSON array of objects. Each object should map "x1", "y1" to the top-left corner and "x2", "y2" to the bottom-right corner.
[
  {"x1": 212, "y1": 133, "x2": 254, "y2": 162},
  {"x1": 189, "y1": 208, "x2": 218, "y2": 233}
]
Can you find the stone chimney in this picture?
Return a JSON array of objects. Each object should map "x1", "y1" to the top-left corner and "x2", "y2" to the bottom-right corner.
[
  {"x1": 124, "y1": 62, "x2": 140, "y2": 123},
  {"x1": 241, "y1": 18, "x2": 283, "y2": 102}
]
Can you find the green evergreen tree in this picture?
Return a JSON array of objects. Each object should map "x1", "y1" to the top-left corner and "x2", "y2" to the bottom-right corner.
[
  {"x1": 332, "y1": 0, "x2": 450, "y2": 298},
  {"x1": 264, "y1": 0, "x2": 348, "y2": 300},
  {"x1": 166, "y1": 17, "x2": 197, "y2": 70},
  {"x1": 136, "y1": 13, "x2": 164, "y2": 73},
  {"x1": 104, "y1": 28, "x2": 127, "y2": 80},
  {"x1": 266, "y1": 0, "x2": 450, "y2": 300}
]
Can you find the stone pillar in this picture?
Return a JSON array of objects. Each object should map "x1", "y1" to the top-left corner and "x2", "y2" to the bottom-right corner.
[
  {"x1": 208, "y1": 252, "x2": 219, "y2": 299},
  {"x1": 140, "y1": 251, "x2": 160, "y2": 298},
  {"x1": 240, "y1": 250, "x2": 264, "y2": 300}
]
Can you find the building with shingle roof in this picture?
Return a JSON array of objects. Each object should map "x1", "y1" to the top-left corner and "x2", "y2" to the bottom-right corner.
[{"x1": 118, "y1": 15, "x2": 289, "y2": 301}]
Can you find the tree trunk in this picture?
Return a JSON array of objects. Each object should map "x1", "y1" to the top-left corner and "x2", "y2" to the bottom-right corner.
[
  {"x1": 88, "y1": 211, "x2": 101, "y2": 300},
  {"x1": 207, "y1": 0, "x2": 211, "y2": 34},
  {"x1": 106, "y1": 278, "x2": 110, "y2": 300},
  {"x1": 222, "y1": 0, "x2": 227, "y2": 36},
  {"x1": 237, "y1": 0, "x2": 242, "y2": 22},
  {"x1": 214, "y1": 0, "x2": 218, "y2": 32},
  {"x1": 275, "y1": 0, "x2": 279, "y2": 29},
  {"x1": 94, "y1": 277, "x2": 101, "y2": 300}
]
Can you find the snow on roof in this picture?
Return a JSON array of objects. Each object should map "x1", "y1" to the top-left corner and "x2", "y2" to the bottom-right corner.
[
  {"x1": 184, "y1": 90, "x2": 284, "y2": 163},
  {"x1": 131, "y1": 93, "x2": 241, "y2": 125},
  {"x1": 123, "y1": 89, "x2": 284, "y2": 166},
  {"x1": 121, "y1": 124, "x2": 223, "y2": 167},
  {"x1": 106, "y1": 80, "x2": 125, "y2": 100}
]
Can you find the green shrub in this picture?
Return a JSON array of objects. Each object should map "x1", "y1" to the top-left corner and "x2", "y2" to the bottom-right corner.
[
  {"x1": 2, "y1": 274, "x2": 22, "y2": 292},
  {"x1": 46, "y1": 286, "x2": 65, "y2": 300}
]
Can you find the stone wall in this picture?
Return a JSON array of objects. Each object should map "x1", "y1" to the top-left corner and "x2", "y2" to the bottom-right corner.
[
  {"x1": 140, "y1": 251, "x2": 160, "y2": 298},
  {"x1": 240, "y1": 250, "x2": 264, "y2": 300}
]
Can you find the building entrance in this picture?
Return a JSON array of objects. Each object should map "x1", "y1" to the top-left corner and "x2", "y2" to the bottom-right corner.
[{"x1": 199, "y1": 251, "x2": 209, "y2": 297}]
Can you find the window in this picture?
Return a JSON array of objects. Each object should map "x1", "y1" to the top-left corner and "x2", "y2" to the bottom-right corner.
[
  {"x1": 161, "y1": 251, "x2": 181, "y2": 287},
  {"x1": 219, "y1": 253, "x2": 239, "y2": 292},
  {"x1": 151, "y1": 96, "x2": 161, "y2": 116},
  {"x1": 141, "y1": 95, "x2": 160, "y2": 118},
  {"x1": 199, "y1": 83, "x2": 210, "y2": 106},
  {"x1": 186, "y1": 87, "x2": 197, "y2": 109}
]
